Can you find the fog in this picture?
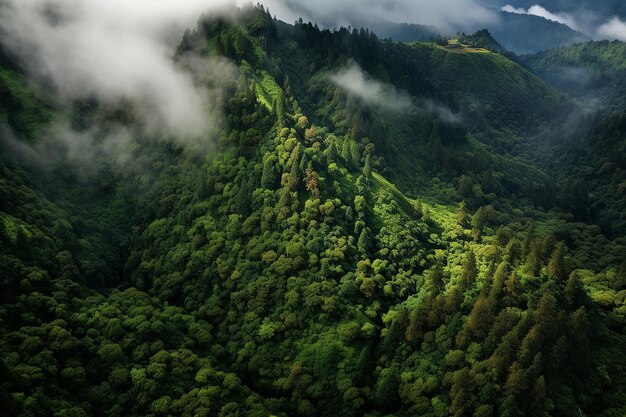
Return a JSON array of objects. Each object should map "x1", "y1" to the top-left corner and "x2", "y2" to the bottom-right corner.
[
  {"x1": 264, "y1": 0, "x2": 498, "y2": 31},
  {"x1": 597, "y1": 17, "x2": 626, "y2": 41},
  {"x1": 329, "y1": 62, "x2": 461, "y2": 123},
  {"x1": 329, "y1": 63, "x2": 414, "y2": 112},
  {"x1": 501, "y1": 3, "x2": 626, "y2": 40},
  {"x1": 0, "y1": 0, "x2": 240, "y2": 146}
]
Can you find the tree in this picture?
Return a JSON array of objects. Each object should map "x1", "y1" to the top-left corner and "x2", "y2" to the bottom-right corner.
[
  {"x1": 357, "y1": 228, "x2": 369, "y2": 254},
  {"x1": 525, "y1": 241, "x2": 542, "y2": 276},
  {"x1": 427, "y1": 263, "x2": 446, "y2": 293},
  {"x1": 460, "y1": 249, "x2": 477, "y2": 291},
  {"x1": 297, "y1": 115, "x2": 309, "y2": 129},
  {"x1": 363, "y1": 153, "x2": 372, "y2": 183},
  {"x1": 471, "y1": 206, "x2": 492, "y2": 241},
  {"x1": 505, "y1": 238, "x2": 522, "y2": 264},
  {"x1": 459, "y1": 297, "x2": 493, "y2": 346},
  {"x1": 503, "y1": 272, "x2": 523, "y2": 306},
  {"x1": 373, "y1": 365, "x2": 400, "y2": 407},
  {"x1": 457, "y1": 201, "x2": 469, "y2": 228},
  {"x1": 350, "y1": 142, "x2": 361, "y2": 168},
  {"x1": 547, "y1": 242, "x2": 567, "y2": 282},
  {"x1": 326, "y1": 140, "x2": 339, "y2": 165},
  {"x1": 261, "y1": 154, "x2": 278, "y2": 189},
  {"x1": 341, "y1": 138, "x2": 351, "y2": 164},
  {"x1": 304, "y1": 162, "x2": 320, "y2": 198}
]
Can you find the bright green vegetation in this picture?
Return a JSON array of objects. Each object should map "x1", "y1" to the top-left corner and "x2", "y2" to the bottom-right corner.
[{"x1": 1, "y1": 6, "x2": 625, "y2": 417}]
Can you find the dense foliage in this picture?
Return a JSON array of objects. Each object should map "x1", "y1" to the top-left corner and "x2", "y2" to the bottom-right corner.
[
  {"x1": 1, "y1": 6, "x2": 625, "y2": 417},
  {"x1": 524, "y1": 40, "x2": 626, "y2": 110}
]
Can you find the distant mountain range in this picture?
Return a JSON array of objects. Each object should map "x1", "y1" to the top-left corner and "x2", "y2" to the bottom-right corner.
[
  {"x1": 363, "y1": 10, "x2": 589, "y2": 54},
  {"x1": 480, "y1": 0, "x2": 626, "y2": 20}
]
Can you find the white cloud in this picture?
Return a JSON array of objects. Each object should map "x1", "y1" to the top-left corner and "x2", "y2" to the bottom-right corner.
[
  {"x1": 0, "y1": 0, "x2": 239, "y2": 145},
  {"x1": 596, "y1": 17, "x2": 626, "y2": 41},
  {"x1": 499, "y1": 4, "x2": 626, "y2": 41},
  {"x1": 501, "y1": 5, "x2": 526, "y2": 15},
  {"x1": 328, "y1": 62, "x2": 461, "y2": 123},
  {"x1": 328, "y1": 62, "x2": 413, "y2": 111},
  {"x1": 264, "y1": 0, "x2": 497, "y2": 31},
  {"x1": 526, "y1": 5, "x2": 580, "y2": 31},
  {"x1": 500, "y1": 4, "x2": 581, "y2": 31}
]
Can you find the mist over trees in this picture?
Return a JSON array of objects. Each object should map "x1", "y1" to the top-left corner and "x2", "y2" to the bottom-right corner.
[{"x1": 0, "y1": 3, "x2": 625, "y2": 417}]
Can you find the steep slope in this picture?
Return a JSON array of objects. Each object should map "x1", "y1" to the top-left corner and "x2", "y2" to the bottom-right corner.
[
  {"x1": 524, "y1": 40, "x2": 626, "y2": 110},
  {"x1": 269, "y1": 21, "x2": 580, "y2": 202},
  {"x1": 523, "y1": 41, "x2": 626, "y2": 235},
  {"x1": 0, "y1": 6, "x2": 625, "y2": 417}
]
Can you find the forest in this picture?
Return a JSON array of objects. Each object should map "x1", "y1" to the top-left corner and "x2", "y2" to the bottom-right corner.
[{"x1": 0, "y1": 4, "x2": 625, "y2": 417}]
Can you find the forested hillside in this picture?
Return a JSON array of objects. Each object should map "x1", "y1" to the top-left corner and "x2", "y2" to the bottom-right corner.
[
  {"x1": 524, "y1": 40, "x2": 626, "y2": 110},
  {"x1": 1, "y1": 5, "x2": 625, "y2": 417}
]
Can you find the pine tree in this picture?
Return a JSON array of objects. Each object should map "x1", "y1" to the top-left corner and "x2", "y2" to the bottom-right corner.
[
  {"x1": 350, "y1": 142, "x2": 361, "y2": 169},
  {"x1": 427, "y1": 263, "x2": 446, "y2": 293},
  {"x1": 357, "y1": 228, "x2": 369, "y2": 254},
  {"x1": 525, "y1": 241, "x2": 542, "y2": 276},
  {"x1": 505, "y1": 238, "x2": 522, "y2": 264},
  {"x1": 326, "y1": 140, "x2": 338, "y2": 166},
  {"x1": 457, "y1": 201, "x2": 469, "y2": 228},
  {"x1": 341, "y1": 138, "x2": 351, "y2": 164},
  {"x1": 471, "y1": 206, "x2": 487, "y2": 241},
  {"x1": 547, "y1": 242, "x2": 567, "y2": 282},
  {"x1": 299, "y1": 152, "x2": 309, "y2": 174},
  {"x1": 363, "y1": 153, "x2": 372, "y2": 187},
  {"x1": 460, "y1": 249, "x2": 477, "y2": 291},
  {"x1": 304, "y1": 162, "x2": 320, "y2": 198}
]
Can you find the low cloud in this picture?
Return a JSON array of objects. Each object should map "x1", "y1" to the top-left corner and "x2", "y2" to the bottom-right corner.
[
  {"x1": 597, "y1": 17, "x2": 626, "y2": 41},
  {"x1": 419, "y1": 99, "x2": 462, "y2": 124},
  {"x1": 501, "y1": 4, "x2": 626, "y2": 40},
  {"x1": 501, "y1": 5, "x2": 526, "y2": 15},
  {"x1": 328, "y1": 63, "x2": 413, "y2": 111},
  {"x1": 265, "y1": 0, "x2": 497, "y2": 31},
  {"x1": 501, "y1": 4, "x2": 580, "y2": 30},
  {"x1": 526, "y1": 5, "x2": 581, "y2": 31},
  {"x1": 328, "y1": 62, "x2": 461, "y2": 123},
  {"x1": 0, "y1": 0, "x2": 238, "y2": 146}
]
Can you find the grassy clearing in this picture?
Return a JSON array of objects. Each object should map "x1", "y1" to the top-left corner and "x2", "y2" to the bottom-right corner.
[{"x1": 253, "y1": 69, "x2": 282, "y2": 111}]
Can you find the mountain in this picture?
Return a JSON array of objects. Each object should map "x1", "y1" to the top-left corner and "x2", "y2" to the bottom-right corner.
[
  {"x1": 523, "y1": 40, "x2": 626, "y2": 109},
  {"x1": 366, "y1": 11, "x2": 588, "y2": 54},
  {"x1": 481, "y1": 0, "x2": 626, "y2": 20},
  {"x1": 523, "y1": 40, "x2": 626, "y2": 236},
  {"x1": 486, "y1": 11, "x2": 589, "y2": 53},
  {"x1": 0, "y1": 5, "x2": 625, "y2": 417}
]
